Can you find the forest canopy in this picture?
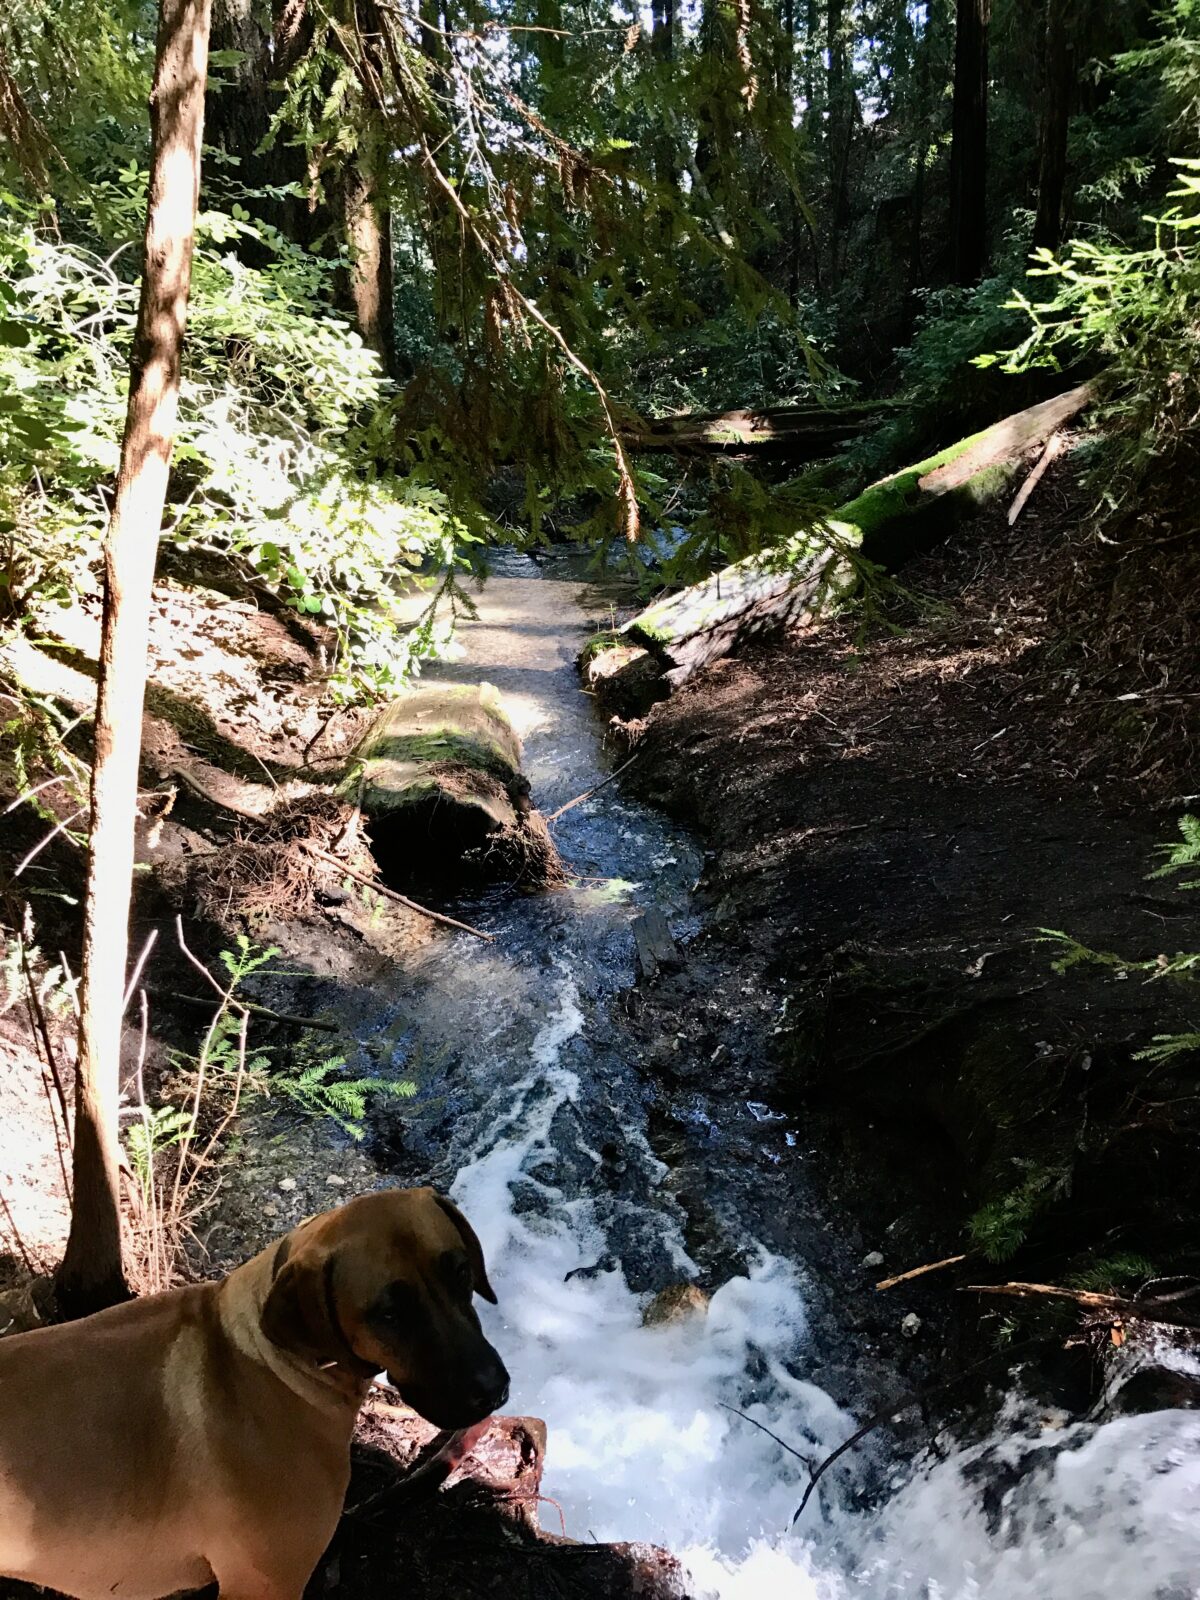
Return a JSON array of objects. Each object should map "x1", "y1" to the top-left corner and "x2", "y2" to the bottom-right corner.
[{"x1": 2, "y1": 0, "x2": 1199, "y2": 692}]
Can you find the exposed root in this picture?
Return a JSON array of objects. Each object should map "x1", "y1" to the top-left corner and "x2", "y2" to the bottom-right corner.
[
  {"x1": 167, "y1": 794, "x2": 370, "y2": 927},
  {"x1": 466, "y1": 808, "x2": 568, "y2": 891}
]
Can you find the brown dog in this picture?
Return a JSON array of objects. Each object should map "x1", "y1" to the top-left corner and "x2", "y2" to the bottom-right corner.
[{"x1": 0, "y1": 1187, "x2": 509, "y2": 1600}]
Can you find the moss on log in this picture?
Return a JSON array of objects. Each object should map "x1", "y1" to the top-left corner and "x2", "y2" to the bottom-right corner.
[
  {"x1": 624, "y1": 385, "x2": 1092, "y2": 685},
  {"x1": 342, "y1": 684, "x2": 523, "y2": 820},
  {"x1": 342, "y1": 683, "x2": 561, "y2": 888}
]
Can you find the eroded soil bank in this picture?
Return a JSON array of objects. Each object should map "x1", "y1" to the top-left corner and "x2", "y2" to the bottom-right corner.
[{"x1": 616, "y1": 463, "x2": 1200, "y2": 1398}]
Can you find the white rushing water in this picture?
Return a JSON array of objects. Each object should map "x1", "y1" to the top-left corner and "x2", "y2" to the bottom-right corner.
[
  {"x1": 451, "y1": 976, "x2": 1200, "y2": 1600},
  {"x1": 397, "y1": 551, "x2": 1200, "y2": 1600}
]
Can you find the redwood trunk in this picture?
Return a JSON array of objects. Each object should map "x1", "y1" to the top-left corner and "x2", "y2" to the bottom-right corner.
[
  {"x1": 56, "y1": 0, "x2": 213, "y2": 1318},
  {"x1": 1032, "y1": 0, "x2": 1073, "y2": 254},
  {"x1": 949, "y1": 0, "x2": 991, "y2": 284}
]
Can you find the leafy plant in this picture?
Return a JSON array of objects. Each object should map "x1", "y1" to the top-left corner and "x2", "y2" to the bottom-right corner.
[
  {"x1": 267, "y1": 1055, "x2": 416, "y2": 1141},
  {"x1": 994, "y1": 161, "x2": 1200, "y2": 504},
  {"x1": 969, "y1": 1162, "x2": 1074, "y2": 1263}
]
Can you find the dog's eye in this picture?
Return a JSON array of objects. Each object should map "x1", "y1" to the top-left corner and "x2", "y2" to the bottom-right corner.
[{"x1": 376, "y1": 1280, "x2": 420, "y2": 1324}]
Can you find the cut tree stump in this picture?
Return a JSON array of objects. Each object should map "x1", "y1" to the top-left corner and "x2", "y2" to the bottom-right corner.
[
  {"x1": 620, "y1": 384, "x2": 1093, "y2": 687},
  {"x1": 341, "y1": 684, "x2": 560, "y2": 887}
]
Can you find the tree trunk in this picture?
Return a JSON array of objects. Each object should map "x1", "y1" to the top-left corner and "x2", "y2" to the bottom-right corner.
[
  {"x1": 1032, "y1": 0, "x2": 1073, "y2": 254},
  {"x1": 340, "y1": 146, "x2": 395, "y2": 373},
  {"x1": 949, "y1": 0, "x2": 991, "y2": 284},
  {"x1": 55, "y1": 0, "x2": 213, "y2": 1320},
  {"x1": 826, "y1": 0, "x2": 851, "y2": 279}
]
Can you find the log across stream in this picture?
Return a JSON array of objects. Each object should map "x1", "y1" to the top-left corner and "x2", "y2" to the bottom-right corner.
[{"x1": 295, "y1": 550, "x2": 1199, "y2": 1597}]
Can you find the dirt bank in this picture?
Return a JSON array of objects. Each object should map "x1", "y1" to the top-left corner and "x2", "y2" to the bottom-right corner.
[{"x1": 618, "y1": 459, "x2": 1200, "y2": 1396}]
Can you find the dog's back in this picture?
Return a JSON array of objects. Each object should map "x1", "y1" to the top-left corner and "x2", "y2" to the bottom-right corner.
[{"x1": 0, "y1": 1288, "x2": 219, "y2": 1600}]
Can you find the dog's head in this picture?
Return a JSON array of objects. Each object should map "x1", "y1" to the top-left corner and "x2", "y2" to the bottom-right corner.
[{"x1": 261, "y1": 1187, "x2": 510, "y2": 1429}]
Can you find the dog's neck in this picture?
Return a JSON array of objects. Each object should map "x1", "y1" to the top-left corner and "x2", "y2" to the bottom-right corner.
[{"x1": 218, "y1": 1247, "x2": 371, "y2": 1417}]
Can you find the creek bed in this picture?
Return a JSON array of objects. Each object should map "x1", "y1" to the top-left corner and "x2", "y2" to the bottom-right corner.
[{"x1": 232, "y1": 550, "x2": 1200, "y2": 1599}]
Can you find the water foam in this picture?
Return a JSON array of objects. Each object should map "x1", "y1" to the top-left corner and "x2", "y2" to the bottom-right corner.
[{"x1": 450, "y1": 977, "x2": 1200, "y2": 1600}]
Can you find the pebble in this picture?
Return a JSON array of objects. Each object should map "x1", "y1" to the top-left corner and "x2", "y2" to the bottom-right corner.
[
  {"x1": 326, "y1": 1175, "x2": 346, "y2": 1186},
  {"x1": 862, "y1": 1251, "x2": 885, "y2": 1269},
  {"x1": 278, "y1": 1177, "x2": 297, "y2": 1192},
  {"x1": 901, "y1": 1312, "x2": 922, "y2": 1339}
]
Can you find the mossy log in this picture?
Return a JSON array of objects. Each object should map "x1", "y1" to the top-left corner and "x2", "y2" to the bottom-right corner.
[
  {"x1": 623, "y1": 384, "x2": 1092, "y2": 686},
  {"x1": 342, "y1": 682, "x2": 523, "y2": 832},
  {"x1": 341, "y1": 683, "x2": 560, "y2": 887}
]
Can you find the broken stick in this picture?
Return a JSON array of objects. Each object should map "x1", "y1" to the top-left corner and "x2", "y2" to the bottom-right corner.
[
  {"x1": 1007, "y1": 431, "x2": 1064, "y2": 526},
  {"x1": 875, "y1": 1253, "x2": 968, "y2": 1292}
]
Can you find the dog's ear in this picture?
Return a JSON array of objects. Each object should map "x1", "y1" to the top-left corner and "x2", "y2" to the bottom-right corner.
[
  {"x1": 433, "y1": 1193, "x2": 497, "y2": 1304},
  {"x1": 261, "y1": 1238, "x2": 346, "y2": 1365}
]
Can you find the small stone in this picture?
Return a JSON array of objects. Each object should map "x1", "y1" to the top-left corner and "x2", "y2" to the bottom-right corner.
[
  {"x1": 642, "y1": 1283, "x2": 710, "y2": 1327},
  {"x1": 326, "y1": 1175, "x2": 346, "y2": 1187},
  {"x1": 278, "y1": 1177, "x2": 297, "y2": 1192},
  {"x1": 862, "y1": 1251, "x2": 885, "y2": 1270},
  {"x1": 901, "y1": 1312, "x2": 922, "y2": 1339},
  {"x1": 263, "y1": 1203, "x2": 279, "y2": 1219}
]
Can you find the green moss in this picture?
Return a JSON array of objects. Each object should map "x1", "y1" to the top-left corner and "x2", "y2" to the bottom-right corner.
[{"x1": 579, "y1": 630, "x2": 623, "y2": 663}]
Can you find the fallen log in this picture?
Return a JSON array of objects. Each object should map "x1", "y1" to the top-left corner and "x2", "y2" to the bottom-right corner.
[
  {"x1": 624, "y1": 401, "x2": 884, "y2": 458},
  {"x1": 340, "y1": 683, "x2": 562, "y2": 889},
  {"x1": 621, "y1": 384, "x2": 1093, "y2": 687}
]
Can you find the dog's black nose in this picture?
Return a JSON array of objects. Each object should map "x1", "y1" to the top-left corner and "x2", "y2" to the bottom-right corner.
[{"x1": 468, "y1": 1357, "x2": 510, "y2": 1415}]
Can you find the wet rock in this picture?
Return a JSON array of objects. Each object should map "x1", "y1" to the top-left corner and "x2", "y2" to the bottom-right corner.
[
  {"x1": 643, "y1": 1283, "x2": 710, "y2": 1326},
  {"x1": 633, "y1": 908, "x2": 682, "y2": 982}
]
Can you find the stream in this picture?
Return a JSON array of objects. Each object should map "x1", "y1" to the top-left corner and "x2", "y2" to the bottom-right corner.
[{"x1": 361, "y1": 550, "x2": 1200, "y2": 1598}]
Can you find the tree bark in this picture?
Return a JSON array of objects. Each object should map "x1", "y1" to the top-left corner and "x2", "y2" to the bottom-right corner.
[
  {"x1": 340, "y1": 144, "x2": 395, "y2": 373},
  {"x1": 949, "y1": 0, "x2": 991, "y2": 284},
  {"x1": 55, "y1": 0, "x2": 213, "y2": 1319},
  {"x1": 826, "y1": 0, "x2": 851, "y2": 279},
  {"x1": 1032, "y1": 0, "x2": 1073, "y2": 254}
]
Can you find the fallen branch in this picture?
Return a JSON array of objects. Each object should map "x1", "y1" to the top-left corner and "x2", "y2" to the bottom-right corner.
[
  {"x1": 1007, "y1": 431, "x2": 1064, "y2": 526},
  {"x1": 876, "y1": 1253, "x2": 969, "y2": 1291},
  {"x1": 308, "y1": 847, "x2": 495, "y2": 943},
  {"x1": 966, "y1": 1280, "x2": 1200, "y2": 1328},
  {"x1": 144, "y1": 986, "x2": 339, "y2": 1033},
  {"x1": 172, "y1": 765, "x2": 271, "y2": 824},
  {"x1": 547, "y1": 751, "x2": 641, "y2": 824}
]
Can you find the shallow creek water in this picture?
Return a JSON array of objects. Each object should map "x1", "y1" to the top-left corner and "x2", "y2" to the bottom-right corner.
[{"x1": 362, "y1": 550, "x2": 1200, "y2": 1598}]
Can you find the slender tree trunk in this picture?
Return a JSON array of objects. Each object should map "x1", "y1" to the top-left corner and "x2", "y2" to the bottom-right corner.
[
  {"x1": 55, "y1": 0, "x2": 213, "y2": 1320},
  {"x1": 651, "y1": 0, "x2": 676, "y2": 228},
  {"x1": 1032, "y1": 0, "x2": 1073, "y2": 253},
  {"x1": 340, "y1": 151, "x2": 395, "y2": 371},
  {"x1": 949, "y1": 0, "x2": 991, "y2": 284},
  {"x1": 826, "y1": 0, "x2": 851, "y2": 279},
  {"x1": 334, "y1": 0, "x2": 395, "y2": 374}
]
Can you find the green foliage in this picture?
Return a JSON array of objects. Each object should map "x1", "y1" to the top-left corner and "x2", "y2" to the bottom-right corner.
[
  {"x1": 1067, "y1": 1253, "x2": 1157, "y2": 1295},
  {"x1": 124, "y1": 1105, "x2": 194, "y2": 1198},
  {"x1": 267, "y1": 1054, "x2": 417, "y2": 1142},
  {"x1": 0, "y1": 190, "x2": 475, "y2": 694},
  {"x1": 1149, "y1": 812, "x2": 1200, "y2": 887},
  {"x1": 971, "y1": 1162, "x2": 1076, "y2": 1263},
  {"x1": 969, "y1": 1162, "x2": 1074, "y2": 1263},
  {"x1": 995, "y1": 162, "x2": 1200, "y2": 504}
]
